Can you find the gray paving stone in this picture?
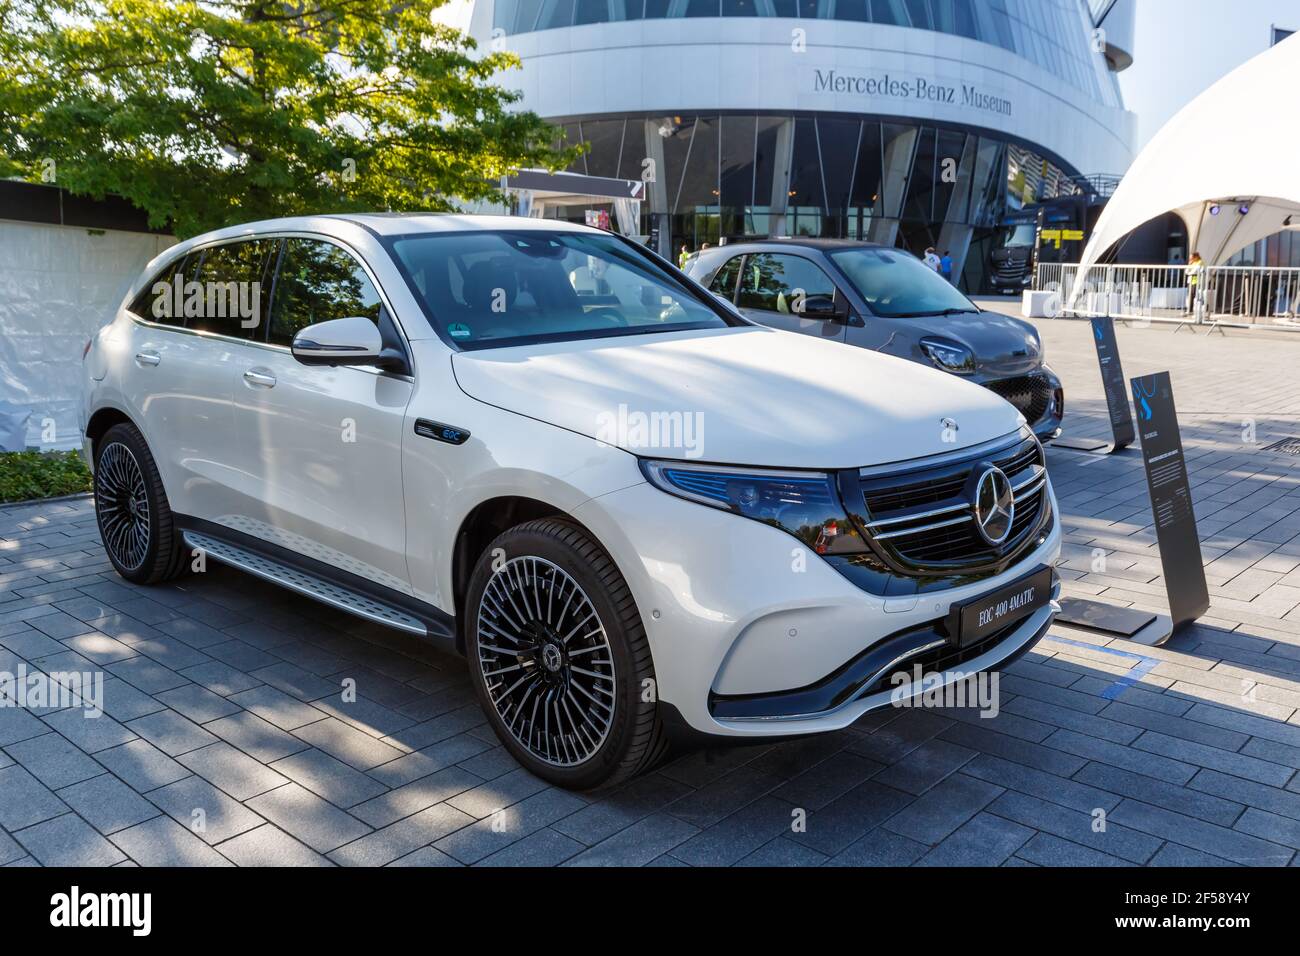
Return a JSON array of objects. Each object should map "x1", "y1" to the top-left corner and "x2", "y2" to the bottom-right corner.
[
  {"x1": 475, "y1": 827, "x2": 586, "y2": 867},
  {"x1": 0, "y1": 827, "x2": 24, "y2": 866},
  {"x1": 1110, "y1": 799, "x2": 1292, "y2": 866},
  {"x1": 939, "y1": 720, "x2": 1087, "y2": 776},
  {"x1": 4, "y1": 732, "x2": 104, "y2": 789},
  {"x1": 13, "y1": 812, "x2": 126, "y2": 866},
  {"x1": 177, "y1": 660, "x2": 262, "y2": 697},
  {"x1": 1044, "y1": 728, "x2": 1197, "y2": 785},
  {"x1": 154, "y1": 684, "x2": 241, "y2": 724},
  {"x1": 872, "y1": 738, "x2": 978, "y2": 795},
  {"x1": 965, "y1": 753, "x2": 1121, "y2": 813},
  {"x1": 97, "y1": 677, "x2": 167, "y2": 722},
  {"x1": 435, "y1": 787, "x2": 589, "y2": 864},
  {"x1": 824, "y1": 827, "x2": 929, "y2": 866},
  {"x1": 769, "y1": 751, "x2": 881, "y2": 811},
  {"x1": 550, "y1": 771, "x2": 693, "y2": 846},
  {"x1": 1233, "y1": 807, "x2": 1300, "y2": 849},
  {"x1": 214, "y1": 824, "x2": 333, "y2": 866},
  {"x1": 563, "y1": 812, "x2": 699, "y2": 866},
  {"x1": 270, "y1": 747, "x2": 390, "y2": 808},
  {"x1": 177, "y1": 741, "x2": 288, "y2": 801},
  {"x1": 126, "y1": 708, "x2": 218, "y2": 756},
  {"x1": 330, "y1": 803, "x2": 474, "y2": 866},
  {"x1": 252, "y1": 661, "x2": 338, "y2": 702},
  {"x1": 917, "y1": 812, "x2": 1035, "y2": 866},
  {"x1": 0, "y1": 765, "x2": 70, "y2": 830},
  {"x1": 1073, "y1": 761, "x2": 1244, "y2": 826},
  {"x1": 1148, "y1": 843, "x2": 1239, "y2": 867},
  {"x1": 446, "y1": 767, "x2": 551, "y2": 820},
  {"x1": 93, "y1": 739, "x2": 190, "y2": 792},
  {"x1": 292, "y1": 716, "x2": 405, "y2": 771},
  {"x1": 881, "y1": 773, "x2": 1002, "y2": 846},
  {"x1": 387, "y1": 846, "x2": 463, "y2": 867},
  {"x1": 147, "y1": 775, "x2": 265, "y2": 844},
  {"x1": 1188, "y1": 767, "x2": 1300, "y2": 821},
  {"x1": 59, "y1": 632, "x2": 136, "y2": 665},
  {"x1": 229, "y1": 685, "x2": 326, "y2": 731},
  {"x1": 110, "y1": 815, "x2": 234, "y2": 866},
  {"x1": 105, "y1": 656, "x2": 190, "y2": 694},
  {"x1": 57, "y1": 773, "x2": 160, "y2": 835},
  {"x1": 245, "y1": 783, "x2": 372, "y2": 854},
  {"x1": 1097, "y1": 700, "x2": 1252, "y2": 750},
  {"x1": 0, "y1": 700, "x2": 51, "y2": 746},
  {"x1": 1131, "y1": 731, "x2": 1293, "y2": 787},
  {"x1": 351, "y1": 766, "x2": 483, "y2": 828},
  {"x1": 734, "y1": 837, "x2": 830, "y2": 867},
  {"x1": 204, "y1": 709, "x2": 309, "y2": 763},
  {"x1": 40, "y1": 707, "x2": 136, "y2": 754},
  {"x1": 668, "y1": 796, "x2": 801, "y2": 867},
  {"x1": 1014, "y1": 832, "x2": 1129, "y2": 867}
]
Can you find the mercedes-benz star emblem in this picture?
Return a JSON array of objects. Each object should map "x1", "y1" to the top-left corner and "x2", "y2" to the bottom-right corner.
[
  {"x1": 971, "y1": 465, "x2": 1015, "y2": 546},
  {"x1": 541, "y1": 644, "x2": 563, "y2": 673}
]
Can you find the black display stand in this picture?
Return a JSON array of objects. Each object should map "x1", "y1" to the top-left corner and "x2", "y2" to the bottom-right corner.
[
  {"x1": 1056, "y1": 597, "x2": 1156, "y2": 637},
  {"x1": 1129, "y1": 372, "x2": 1210, "y2": 633},
  {"x1": 1053, "y1": 316, "x2": 1135, "y2": 455}
]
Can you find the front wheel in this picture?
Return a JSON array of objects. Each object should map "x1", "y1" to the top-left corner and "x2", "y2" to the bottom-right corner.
[{"x1": 464, "y1": 518, "x2": 667, "y2": 790}]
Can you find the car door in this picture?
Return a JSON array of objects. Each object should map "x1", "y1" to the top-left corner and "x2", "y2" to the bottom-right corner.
[
  {"x1": 735, "y1": 252, "x2": 847, "y2": 342},
  {"x1": 124, "y1": 243, "x2": 269, "y2": 522},
  {"x1": 226, "y1": 236, "x2": 415, "y2": 595}
]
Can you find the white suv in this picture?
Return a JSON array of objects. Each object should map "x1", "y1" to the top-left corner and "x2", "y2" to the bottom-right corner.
[{"x1": 82, "y1": 214, "x2": 1060, "y2": 789}]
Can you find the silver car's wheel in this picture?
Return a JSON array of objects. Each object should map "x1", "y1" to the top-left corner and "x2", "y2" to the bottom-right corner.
[
  {"x1": 95, "y1": 441, "x2": 151, "y2": 572},
  {"x1": 476, "y1": 556, "x2": 617, "y2": 767}
]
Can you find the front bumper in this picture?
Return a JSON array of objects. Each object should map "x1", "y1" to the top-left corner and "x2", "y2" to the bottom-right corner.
[{"x1": 574, "y1": 474, "x2": 1062, "y2": 739}]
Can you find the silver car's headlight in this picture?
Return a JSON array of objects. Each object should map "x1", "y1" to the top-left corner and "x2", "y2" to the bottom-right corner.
[
  {"x1": 920, "y1": 336, "x2": 976, "y2": 375},
  {"x1": 639, "y1": 460, "x2": 866, "y2": 555}
]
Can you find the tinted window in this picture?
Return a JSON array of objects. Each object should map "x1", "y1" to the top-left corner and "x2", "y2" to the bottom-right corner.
[
  {"x1": 708, "y1": 256, "x2": 743, "y2": 300},
  {"x1": 187, "y1": 240, "x2": 279, "y2": 339},
  {"x1": 128, "y1": 252, "x2": 202, "y2": 326},
  {"x1": 737, "y1": 253, "x2": 838, "y2": 314},
  {"x1": 386, "y1": 230, "x2": 733, "y2": 350},
  {"x1": 827, "y1": 247, "x2": 978, "y2": 317},
  {"x1": 269, "y1": 239, "x2": 382, "y2": 347}
]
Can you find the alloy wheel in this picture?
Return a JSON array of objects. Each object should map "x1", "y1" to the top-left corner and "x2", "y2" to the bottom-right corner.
[
  {"x1": 96, "y1": 441, "x2": 151, "y2": 572},
  {"x1": 476, "y1": 556, "x2": 617, "y2": 767}
]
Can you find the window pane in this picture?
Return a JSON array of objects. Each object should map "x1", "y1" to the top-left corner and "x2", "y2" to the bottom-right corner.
[
  {"x1": 130, "y1": 252, "x2": 203, "y2": 326},
  {"x1": 829, "y1": 246, "x2": 975, "y2": 316},
  {"x1": 709, "y1": 255, "x2": 743, "y2": 299},
  {"x1": 738, "y1": 253, "x2": 836, "y2": 312},
  {"x1": 387, "y1": 230, "x2": 730, "y2": 349},
  {"x1": 189, "y1": 240, "x2": 278, "y2": 340},
  {"x1": 269, "y1": 240, "x2": 381, "y2": 347}
]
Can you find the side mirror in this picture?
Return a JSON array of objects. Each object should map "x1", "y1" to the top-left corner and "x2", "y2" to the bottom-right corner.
[
  {"x1": 801, "y1": 294, "x2": 847, "y2": 321},
  {"x1": 291, "y1": 317, "x2": 384, "y2": 367}
]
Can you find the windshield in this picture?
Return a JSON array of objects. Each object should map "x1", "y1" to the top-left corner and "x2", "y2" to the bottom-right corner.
[
  {"x1": 999, "y1": 223, "x2": 1038, "y2": 247},
  {"x1": 385, "y1": 230, "x2": 734, "y2": 349},
  {"x1": 827, "y1": 247, "x2": 978, "y2": 318}
]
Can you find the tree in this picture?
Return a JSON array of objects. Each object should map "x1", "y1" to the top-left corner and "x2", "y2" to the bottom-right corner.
[{"x1": 0, "y1": 0, "x2": 578, "y2": 237}]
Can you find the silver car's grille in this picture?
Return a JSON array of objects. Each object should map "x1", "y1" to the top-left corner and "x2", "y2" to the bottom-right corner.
[{"x1": 858, "y1": 434, "x2": 1050, "y2": 573}]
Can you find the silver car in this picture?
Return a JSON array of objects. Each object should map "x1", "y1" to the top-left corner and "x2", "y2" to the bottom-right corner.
[{"x1": 686, "y1": 239, "x2": 1063, "y2": 441}]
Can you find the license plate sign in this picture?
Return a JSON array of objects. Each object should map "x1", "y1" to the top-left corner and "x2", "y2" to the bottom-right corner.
[{"x1": 951, "y1": 566, "x2": 1053, "y2": 648}]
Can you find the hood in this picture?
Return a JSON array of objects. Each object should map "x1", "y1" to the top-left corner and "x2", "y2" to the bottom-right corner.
[
  {"x1": 451, "y1": 326, "x2": 1023, "y2": 469},
  {"x1": 901, "y1": 310, "x2": 1044, "y2": 378}
]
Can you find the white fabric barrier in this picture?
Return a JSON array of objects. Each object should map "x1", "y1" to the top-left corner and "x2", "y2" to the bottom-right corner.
[{"x1": 0, "y1": 221, "x2": 174, "y2": 450}]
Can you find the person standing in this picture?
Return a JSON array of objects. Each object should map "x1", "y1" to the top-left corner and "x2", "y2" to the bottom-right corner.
[
  {"x1": 923, "y1": 247, "x2": 941, "y2": 272},
  {"x1": 940, "y1": 249, "x2": 954, "y2": 284},
  {"x1": 678, "y1": 244, "x2": 690, "y2": 269},
  {"x1": 1187, "y1": 252, "x2": 1204, "y2": 321}
]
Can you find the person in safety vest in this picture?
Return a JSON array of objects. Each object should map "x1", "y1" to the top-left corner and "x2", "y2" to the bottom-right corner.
[
  {"x1": 1187, "y1": 252, "x2": 1204, "y2": 320},
  {"x1": 678, "y1": 245, "x2": 690, "y2": 269}
]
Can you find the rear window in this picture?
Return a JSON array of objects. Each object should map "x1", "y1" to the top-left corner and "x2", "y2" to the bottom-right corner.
[{"x1": 384, "y1": 230, "x2": 736, "y2": 349}]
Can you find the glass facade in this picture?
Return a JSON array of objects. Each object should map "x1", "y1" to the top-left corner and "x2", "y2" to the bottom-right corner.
[
  {"x1": 493, "y1": 0, "x2": 1119, "y2": 106},
  {"x1": 545, "y1": 112, "x2": 1074, "y2": 290}
]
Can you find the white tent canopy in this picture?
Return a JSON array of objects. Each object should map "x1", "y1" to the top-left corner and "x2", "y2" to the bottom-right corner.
[{"x1": 1073, "y1": 32, "x2": 1300, "y2": 293}]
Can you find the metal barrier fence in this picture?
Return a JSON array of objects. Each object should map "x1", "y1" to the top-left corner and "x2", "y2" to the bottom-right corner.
[{"x1": 1031, "y1": 263, "x2": 1300, "y2": 330}]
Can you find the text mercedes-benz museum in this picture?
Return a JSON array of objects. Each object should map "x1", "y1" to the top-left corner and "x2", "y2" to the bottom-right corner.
[{"x1": 457, "y1": 0, "x2": 1135, "y2": 290}]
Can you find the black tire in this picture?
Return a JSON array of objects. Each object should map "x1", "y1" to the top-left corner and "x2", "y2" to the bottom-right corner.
[
  {"x1": 465, "y1": 518, "x2": 668, "y2": 790},
  {"x1": 93, "y1": 422, "x2": 188, "y2": 585}
]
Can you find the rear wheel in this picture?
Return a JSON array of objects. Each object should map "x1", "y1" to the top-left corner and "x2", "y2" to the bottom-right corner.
[
  {"x1": 93, "y1": 422, "x2": 188, "y2": 585},
  {"x1": 465, "y1": 518, "x2": 667, "y2": 790}
]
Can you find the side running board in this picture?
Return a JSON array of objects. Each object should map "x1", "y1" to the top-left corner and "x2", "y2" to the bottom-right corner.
[{"x1": 183, "y1": 531, "x2": 428, "y2": 636}]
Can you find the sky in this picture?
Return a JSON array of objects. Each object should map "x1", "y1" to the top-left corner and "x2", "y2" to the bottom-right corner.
[{"x1": 1118, "y1": 0, "x2": 1298, "y2": 152}]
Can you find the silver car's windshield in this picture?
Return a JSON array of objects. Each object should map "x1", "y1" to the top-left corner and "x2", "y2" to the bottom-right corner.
[
  {"x1": 386, "y1": 230, "x2": 735, "y2": 349},
  {"x1": 828, "y1": 247, "x2": 978, "y2": 318}
]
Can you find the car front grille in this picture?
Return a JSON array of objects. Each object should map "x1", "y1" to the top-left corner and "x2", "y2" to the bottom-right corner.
[
  {"x1": 857, "y1": 433, "x2": 1049, "y2": 574},
  {"x1": 984, "y1": 372, "x2": 1055, "y2": 426}
]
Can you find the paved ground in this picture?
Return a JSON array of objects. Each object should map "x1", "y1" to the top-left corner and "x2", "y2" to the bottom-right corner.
[{"x1": 5, "y1": 315, "x2": 1300, "y2": 867}]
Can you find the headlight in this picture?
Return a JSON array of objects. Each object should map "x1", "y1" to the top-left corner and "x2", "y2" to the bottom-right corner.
[
  {"x1": 639, "y1": 460, "x2": 866, "y2": 555},
  {"x1": 920, "y1": 337, "x2": 976, "y2": 375}
]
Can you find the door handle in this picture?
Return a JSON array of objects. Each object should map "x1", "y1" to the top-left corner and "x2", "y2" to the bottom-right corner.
[
  {"x1": 134, "y1": 350, "x2": 161, "y2": 367},
  {"x1": 243, "y1": 368, "x2": 277, "y2": 388}
]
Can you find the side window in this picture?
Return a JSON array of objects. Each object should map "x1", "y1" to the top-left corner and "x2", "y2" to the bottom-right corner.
[
  {"x1": 269, "y1": 239, "x2": 382, "y2": 347},
  {"x1": 128, "y1": 252, "x2": 201, "y2": 327},
  {"x1": 738, "y1": 253, "x2": 838, "y2": 315},
  {"x1": 187, "y1": 240, "x2": 279, "y2": 340},
  {"x1": 708, "y1": 256, "x2": 743, "y2": 301}
]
